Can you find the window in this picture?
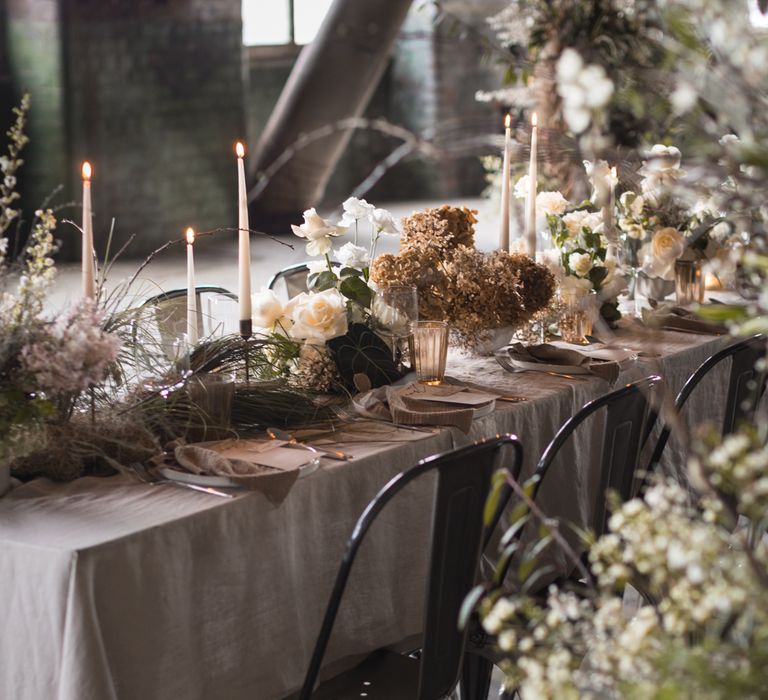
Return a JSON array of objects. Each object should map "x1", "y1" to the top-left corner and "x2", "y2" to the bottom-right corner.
[{"x1": 242, "y1": 0, "x2": 335, "y2": 46}]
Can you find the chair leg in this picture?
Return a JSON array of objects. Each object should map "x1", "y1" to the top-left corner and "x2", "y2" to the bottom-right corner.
[{"x1": 460, "y1": 654, "x2": 494, "y2": 700}]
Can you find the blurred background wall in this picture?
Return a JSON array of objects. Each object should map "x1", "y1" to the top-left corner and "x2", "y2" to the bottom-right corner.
[{"x1": 1, "y1": 0, "x2": 506, "y2": 257}]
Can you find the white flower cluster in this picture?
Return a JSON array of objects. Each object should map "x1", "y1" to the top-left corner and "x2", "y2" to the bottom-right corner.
[
  {"x1": 20, "y1": 299, "x2": 121, "y2": 394},
  {"x1": 556, "y1": 49, "x2": 614, "y2": 134},
  {"x1": 483, "y1": 472, "x2": 768, "y2": 698}
]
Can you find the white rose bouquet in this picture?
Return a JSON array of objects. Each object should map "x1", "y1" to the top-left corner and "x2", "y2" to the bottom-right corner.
[
  {"x1": 545, "y1": 198, "x2": 625, "y2": 326},
  {"x1": 617, "y1": 144, "x2": 726, "y2": 280},
  {"x1": 253, "y1": 197, "x2": 404, "y2": 393}
]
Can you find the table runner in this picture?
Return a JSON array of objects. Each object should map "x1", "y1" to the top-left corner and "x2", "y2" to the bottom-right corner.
[{"x1": 0, "y1": 323, "x2": 730, "y2": 700}]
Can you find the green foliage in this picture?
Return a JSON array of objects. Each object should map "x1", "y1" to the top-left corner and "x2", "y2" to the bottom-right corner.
[
  {"x1": 339, "y1": 276, "x2": 374, "y2": 308},
  {"x1": 327, "y1": 323, "x2": 402, "y2": 391}
]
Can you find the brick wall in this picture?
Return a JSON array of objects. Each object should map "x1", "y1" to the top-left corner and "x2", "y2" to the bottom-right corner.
[
  {"x1": 3, "y1": 0, "x2": 507, "y2": 258},
  {"x1": 5, "y1": 0, "x2": 244, "y2": 258}
]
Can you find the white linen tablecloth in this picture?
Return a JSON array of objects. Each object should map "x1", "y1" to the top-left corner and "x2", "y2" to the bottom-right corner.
[{"x1": 0, "y1": 323, "x2": 730, "y2": 700}]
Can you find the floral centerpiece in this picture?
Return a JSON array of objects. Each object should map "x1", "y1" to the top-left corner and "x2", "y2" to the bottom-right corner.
[
  {"x1": 617, "y1": 145, "x2": 732, "y2": 287},
  {"x1": 540, "y1": 182, "x2": 625, "y2": 326},
  {"x1": 249, "y1": 197, "x2": 404, "y2": 393},
  {"x1": 0, "y1": 98, "x2": 124, "y2": 481},
  {"x1": 369, "y1": 205, "x2": 556, "y2": 350}
]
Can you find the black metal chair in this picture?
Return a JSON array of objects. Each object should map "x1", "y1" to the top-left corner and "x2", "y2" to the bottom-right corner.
[
  {"x1": 531, "y1": 375, "x2": 662, "y2": 544},
  {"x1": 291, "y1": 434, "x2": 524, "y2": 700},
  {"x1": 463, "y1": 377, "x2": 662, "y2": 700},
  {"x1": 268, "y1": 261, "x2": 341, "y2": 300},
  {"x1": 647, "y1": 335, "x2": 767, "y2": 475}
]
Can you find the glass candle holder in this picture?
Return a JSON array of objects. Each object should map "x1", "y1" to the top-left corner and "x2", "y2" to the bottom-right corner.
[
  {"x1": 186, "y1": 372, "x2": 235, "y2": 441},
  {"x1": 675, "y1": 259, "x2": 705, "y2": 306},
  {"x1": 411, "y1": 321, "x2": 449, "y2": 385},
  {"x1": 559, "y1": 288, "x2": 597, "y2": 345}
]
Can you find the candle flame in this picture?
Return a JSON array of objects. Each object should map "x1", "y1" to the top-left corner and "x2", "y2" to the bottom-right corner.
[
  {"x1": 235, "y1": 142, "x2": 245, "y2": 158},
  {"x1": 186, "y1": 227, "x2": 195, "y2": 245},
  {"x1": 81, "y1": 161, "x2": 92, "y2": 181},
  {"x1": 531, "y1": 112, "x2": 538, "y2": 127},
  {"x1": 504, "y1": 113, "x2": 511, "y2": 129}
]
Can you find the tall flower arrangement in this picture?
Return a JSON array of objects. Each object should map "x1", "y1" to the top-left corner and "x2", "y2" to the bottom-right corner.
[{"x1": 0, "y1": 97, "x2": 121, "y2": 469}]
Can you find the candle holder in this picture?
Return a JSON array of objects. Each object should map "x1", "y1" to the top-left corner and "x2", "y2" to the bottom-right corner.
[{"x1": 240, "y1": 319, "x2": 252, "y2": 385}]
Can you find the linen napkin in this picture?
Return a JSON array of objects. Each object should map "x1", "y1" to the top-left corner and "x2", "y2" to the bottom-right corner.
[
  {"x1": 354, "y1": 382, "x2": 496, "y2": 433},
  {"x1": 503, "y1": 342, "x2": 621, "y2": 383},
  {"x1": 172, "y1": 439, "x2": 309, "y2": 504},
  {"x1": 642, "y1": 301, "x2": 728, "y2": 335}
]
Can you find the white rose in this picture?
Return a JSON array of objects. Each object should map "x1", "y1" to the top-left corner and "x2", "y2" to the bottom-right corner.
[
  {"x1": 558, "y1": 82, "x2": 587, "y2": 109},
  {"x1": 285, "y1": 289, "x2": 348, "y2": 343},
  {"x1": 291, "y1": 208, "x2": 347, "y2": 257},
  {"x1": 580, "y1": 212, "x2": 603, "y2": 233},
  {"x1": 620, "y1": 191, "x2": 645, "y2": 217},
  {"x1": 306, "y1": 259, "x2": 328, "y2": 276},
  {"x1": 335, "y1": 242, "x2": 370, "y2": 270},
  {"x1": 372, "y1": 208, "x2": 399, "y2": 235},
  {"x1": 560, "y1": 275, "x2": 594, "y2": 295},
  {"x1": 562, "y1": 210, "x2": 590, "y2": 237},
  {"x1": 339, "y1": 196, "x2": 375, "y2": 226},
  {"x1": 651, "y1": 227, "x2": 686, "y2": 262},
  {"x1": 639, "y1": 228, "x2": 685, "y2": 280},
  {"x1": 536, "y1": 191, "x2": 569, "y2": 217},
  {"x1": 513, "y1": 174, "x2": 530, "y2": 200},
  {"x1": 251, "y1": 289, "x2": 286, "y2": 331},
  {"x1": 639, "y1": 145, "x2": 686, "y2": 192},
  {"x1": 568, "y1": 252, "x2": 593, "y2": 277}
]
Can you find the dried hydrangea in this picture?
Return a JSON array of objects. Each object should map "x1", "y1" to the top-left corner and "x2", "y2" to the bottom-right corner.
[{"x1": 370, "y1": 206, "x2": 555, "y2": 347}]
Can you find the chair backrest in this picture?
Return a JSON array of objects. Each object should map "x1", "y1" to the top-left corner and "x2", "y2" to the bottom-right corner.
[
  {"x1": 267, "y1": 261, "x2": 341, "y2": 300},
  {"x1": 648, "y1": 335, "x2": 767, "y2": 471},
  {"x1": 139, "y1": 286, "x2": 238, "y2": 356},
  {"x1": 532, "y1": 376, "x2": 661, "y2": 542},
  {"x1": 298, "y1": 434, "x2": 524, "y2": 700}
]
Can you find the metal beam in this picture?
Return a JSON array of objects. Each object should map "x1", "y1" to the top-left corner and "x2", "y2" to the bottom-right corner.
[{"x1": 250, "y1": 0, "x2": 414, "y2": 228}]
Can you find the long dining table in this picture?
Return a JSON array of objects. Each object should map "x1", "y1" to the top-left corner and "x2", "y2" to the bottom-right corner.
[{"x1": 0, "y1": 320, "x2": 732, "y2": 700}]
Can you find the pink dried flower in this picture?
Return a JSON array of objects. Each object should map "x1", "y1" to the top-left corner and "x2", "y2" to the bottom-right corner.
[{"x1": 21, "y1": 299, "x2": 121, "y2": 394}]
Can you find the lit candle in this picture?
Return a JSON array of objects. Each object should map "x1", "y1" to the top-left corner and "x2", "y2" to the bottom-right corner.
[
  {"x1": 81, "y1": 162, "x2": 95, "y2": 299},
  {"x1": 499, "y1": 113, "x2": 511, "y2": 251},
  {"x1": 525, "y1": 112, "x2": 538, "y2": 256},
  {"x1": 186, "y1": 227, "x2": 198, "y2": 347},
  {"x1": 235, "y1": 142, "x2": 252, "y2": 336},
  {"x1": 603, "y1": 165, "x2": 618, "y2": 244}
]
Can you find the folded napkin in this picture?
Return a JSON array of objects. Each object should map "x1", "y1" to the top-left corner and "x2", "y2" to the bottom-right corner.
[
  {"x1": 354, "y1": 382, "x2": 496, "y2": 433},
  {"x1": 643, "y1": 301, "x2": 728, "y2": 335},
  {"x1": 172, "y1": 439, "x2": 308, "y2": 504},
  {"x1": 504, "y1": 342, "x2": 621, "y2": 383}
]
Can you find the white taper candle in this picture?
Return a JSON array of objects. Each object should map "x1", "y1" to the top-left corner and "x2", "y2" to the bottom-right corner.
[
  {"x1": 524, "y1": 112, "x2": 538, "y2": 256},
  {"x1": 81, "y1": 162, "x2": 95, "y2": 299},
  {"x1": 235, "y1": 142, "x2": 252, "y2": 323},
  {"x1": 499, "y1": 114, "x2": 511, "y2": 252},
  {"x1": 186, "y1": 227, "x2": 198, "y2": 347}
]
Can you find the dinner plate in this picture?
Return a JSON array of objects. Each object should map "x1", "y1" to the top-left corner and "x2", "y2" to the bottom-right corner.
[
  {"x1": 159, "y1": 457, "x2": 320, "y2": 488},
  {"x1": 499, "y1": 356, "x2": 593, "y2": 375}
]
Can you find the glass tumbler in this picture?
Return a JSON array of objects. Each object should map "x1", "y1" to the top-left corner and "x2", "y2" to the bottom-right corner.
[
  {"x1": 559, "y1": 288, "x2": 598, "y2": 345},
  {"x1": 411, "y1": 321, "x2": 449, "y2": 385}
]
